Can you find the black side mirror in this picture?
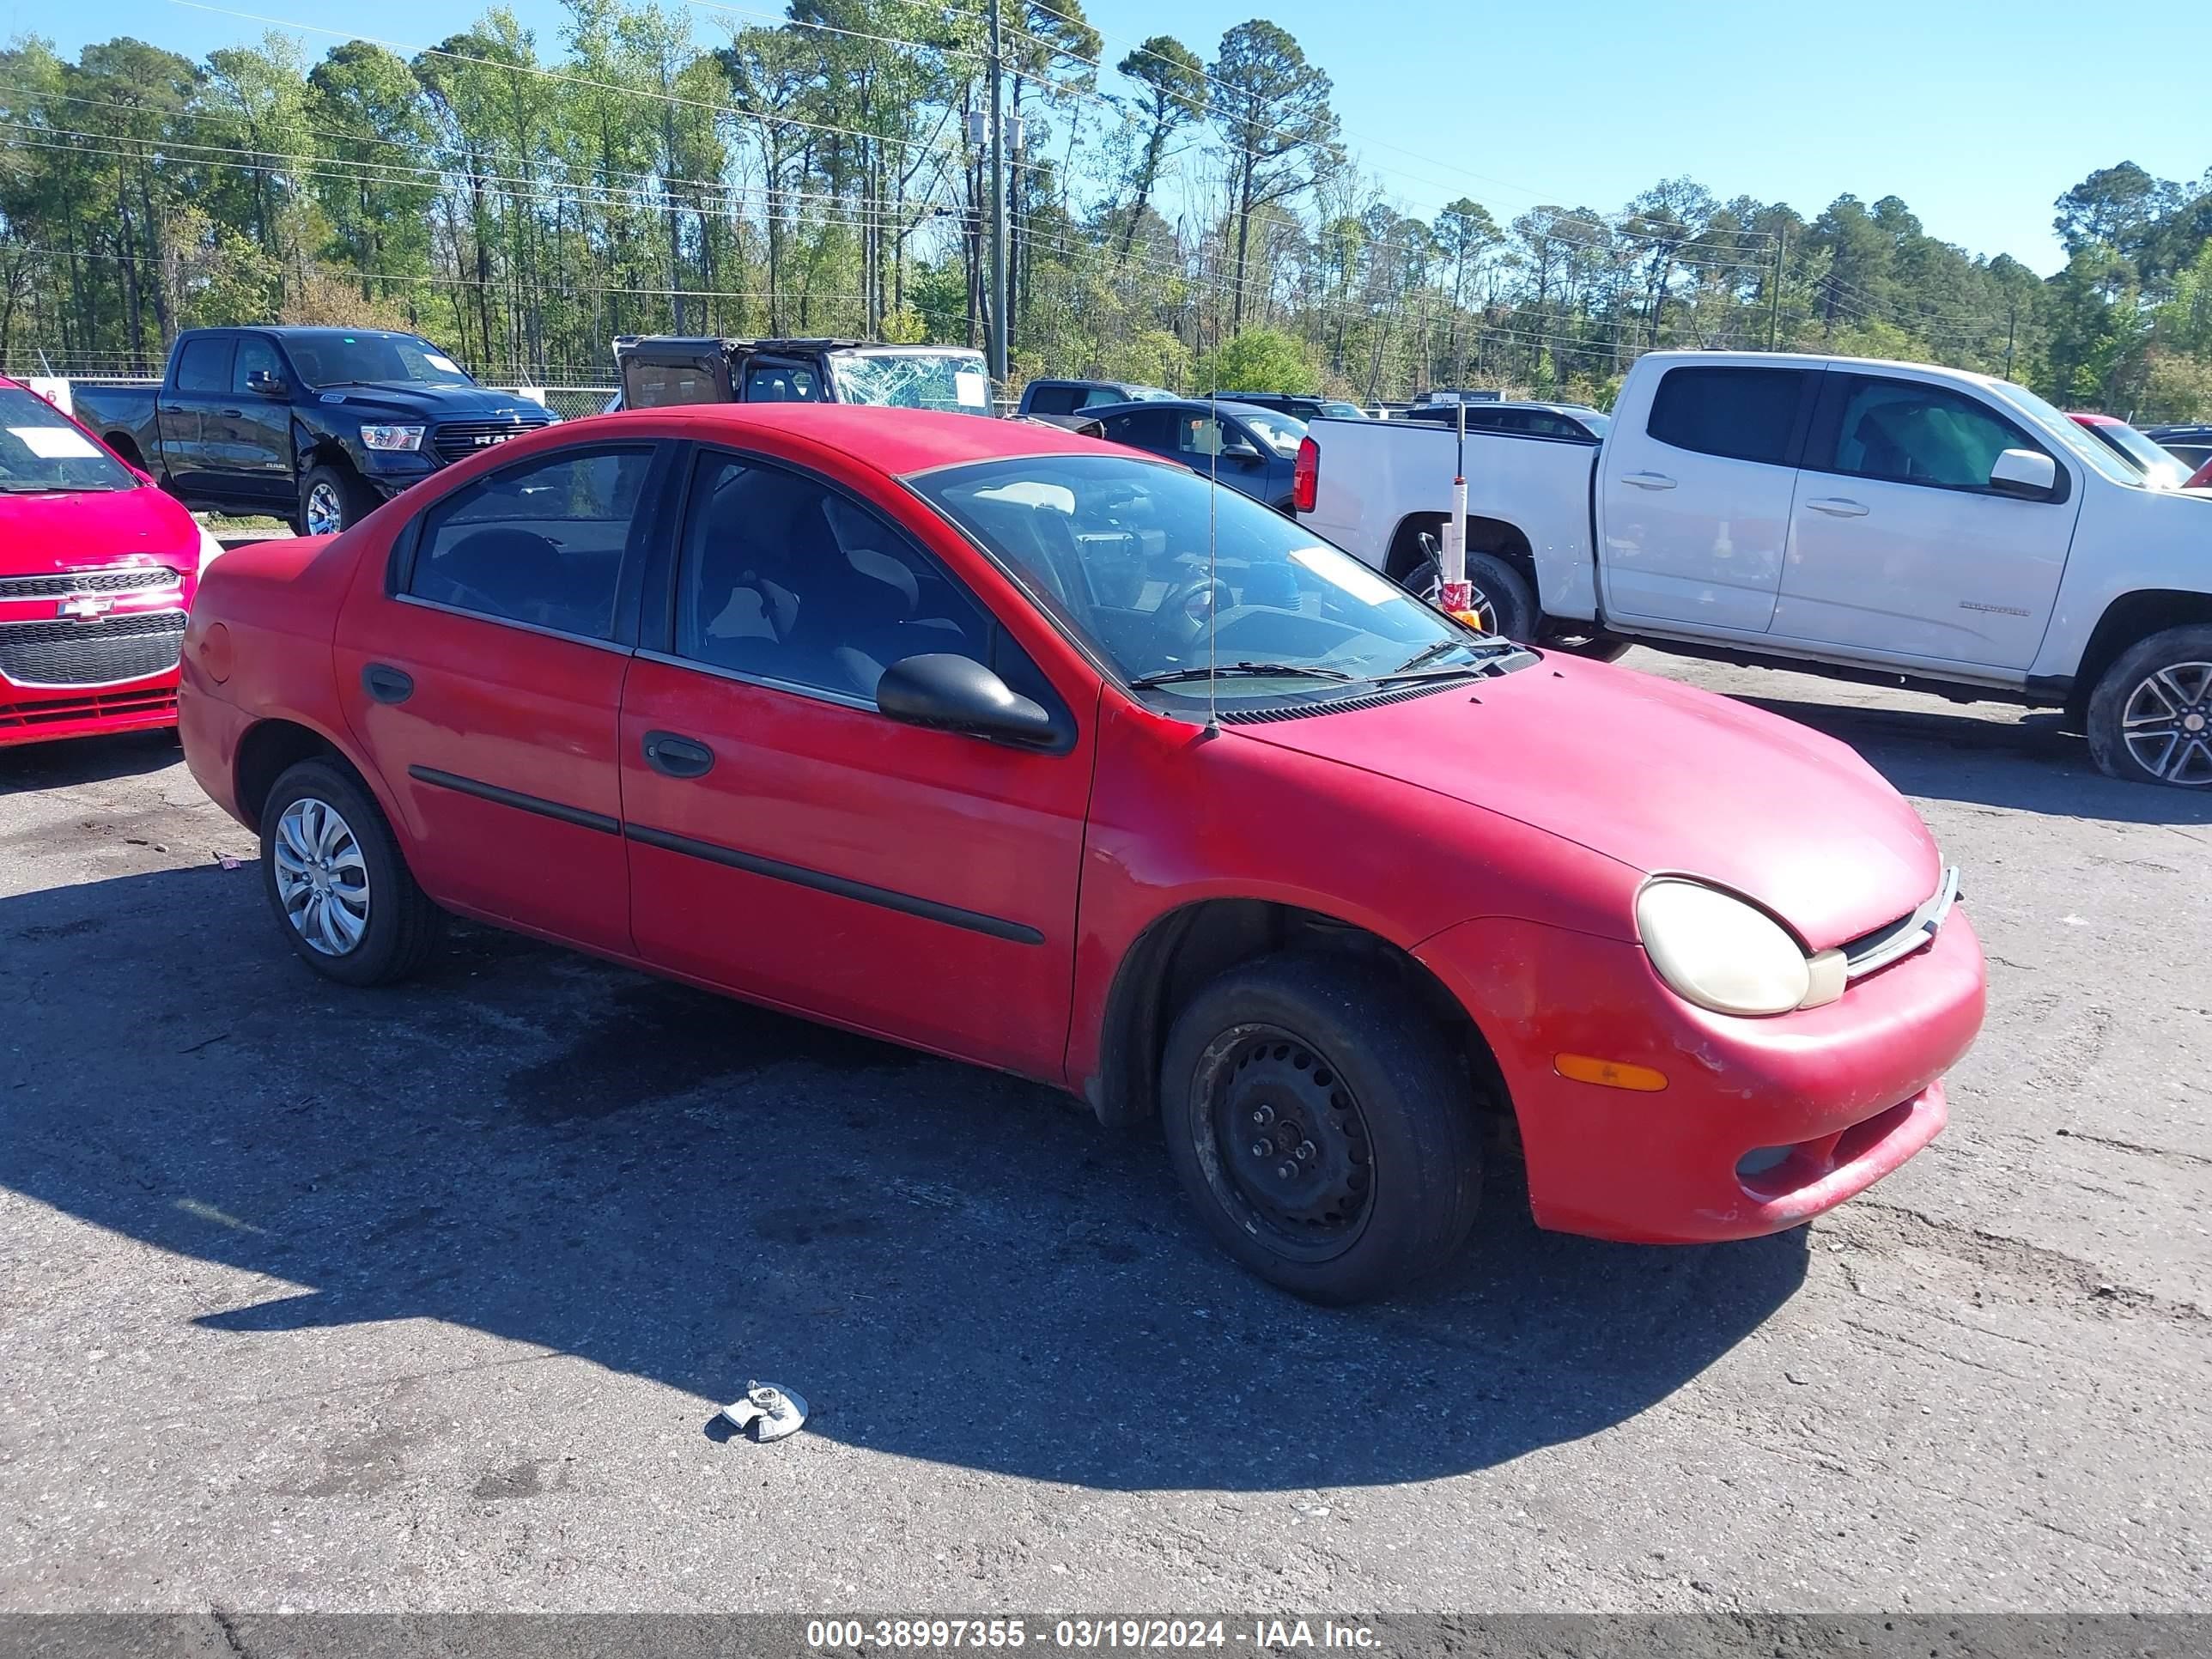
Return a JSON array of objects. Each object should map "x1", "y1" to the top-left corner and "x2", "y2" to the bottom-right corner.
[
  {"x1": 877, "y1": 653, "x2": 1060, "y2": 747},
  {"x1": 247, "y1": 370, "x2": 287, "y2": 398}
]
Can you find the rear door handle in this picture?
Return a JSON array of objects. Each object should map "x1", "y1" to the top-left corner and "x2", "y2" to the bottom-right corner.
[
  {"x1": 642, "y1": 731, "x2": 714, "y2": 779},
  {"x1": 1806, "y1": 497, "x2": 1869, "y2": 518},
  {"x1": 362, "y1": 664, "x2": 414, "y2": 704},
  {"x1": 219, "y1": 408, "x2": 243, "y2": 418},
  {"x1": 1622, "y1": 471, "x2": 1676, "y2": 490}
]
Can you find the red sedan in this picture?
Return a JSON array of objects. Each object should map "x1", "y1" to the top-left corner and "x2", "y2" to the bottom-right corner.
[
  {"x1": 178, "y1": 404, "x2": 1986, "y2": 1302},
  {"x1": 2, "y1": 377, "x2": 214, "y2": 745}
]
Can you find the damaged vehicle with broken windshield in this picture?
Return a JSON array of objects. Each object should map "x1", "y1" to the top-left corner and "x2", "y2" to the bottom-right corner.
[{"x1": 610, "y1": 335, "x2": 998, "y2": 417}]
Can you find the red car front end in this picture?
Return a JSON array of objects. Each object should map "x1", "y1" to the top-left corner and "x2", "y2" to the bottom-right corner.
[{"x1": 0, "y1": 379, "x2": 208, "y2": 746}]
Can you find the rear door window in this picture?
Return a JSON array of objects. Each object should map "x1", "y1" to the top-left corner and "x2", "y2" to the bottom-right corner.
[
  {"x1": 1646, "y1": 367, "x2": 1810, "y2": 466},
  {"x1": 407, "y1": 446, "x2": 654, "y2": 641},
  {"x1": 1025, "y1": 384, "x2": 1079, "y2": 416},
  {"x1": 1098, "y1": 408, "x2": 1176, "y2": 448},
  {"x1": 174, "y1": 337, "x2": 234, "y2": 395}
]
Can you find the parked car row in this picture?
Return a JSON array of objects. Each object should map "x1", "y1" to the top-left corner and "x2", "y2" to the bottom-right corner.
[{"x1": 1297, "y1": 349, "x2": 2212, "y2": 789}]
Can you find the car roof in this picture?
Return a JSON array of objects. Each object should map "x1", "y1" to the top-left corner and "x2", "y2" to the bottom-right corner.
[
  {"x1": 2068, "y1": 411, "x2": 2125, "y2": 426},
  {"x1": 1410, "y1": 399, "x2": 1599, "y2": 417},
  {"x1": 574, "y1": 402, "x2": 1109, "y2": 476},
  {"x1": 1082, "y1": 398, "x2": 1278, "y2": 418}
]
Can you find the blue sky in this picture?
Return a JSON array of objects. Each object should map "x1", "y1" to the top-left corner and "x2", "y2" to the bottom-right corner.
[{"x1": 15, "y1": 0, "x2": 2211, "y2": 273}]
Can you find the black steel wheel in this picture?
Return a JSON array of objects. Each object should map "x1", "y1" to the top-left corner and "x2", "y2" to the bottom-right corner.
[
  {"x1": 1199, "y1": 1024, "x2": 1377, "y2": 1263},
  {"x1": 1160, "y1": 952, "x2": 1482, "y2": 1303}
]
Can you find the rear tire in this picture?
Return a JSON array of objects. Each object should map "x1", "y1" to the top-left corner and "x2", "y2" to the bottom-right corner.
[
  {"x1": 259, "y1": 758, "x2": 442, "y2": 985},
  {"x1": 1398, "y1": 549, "x2": 1539, "y2": 641},
  {"x1": 2086, "y1": 625, "x2": 2212, "y2": 788},
  {"x1": 297, "y1": 462, "x2": 377, "y2": 538},
  {"x1": 1159, "y1": 952, "x2": 1482, "y2": 1304}
]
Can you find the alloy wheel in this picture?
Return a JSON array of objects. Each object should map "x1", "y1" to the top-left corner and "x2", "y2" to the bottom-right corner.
[
  {"x1": 271, "y1": 796, "x2": 371, "y2": 955},
  {"x1": 2121, "y1": 661, "x2": 2212, "y2": 786},
  {"x1": 305, "y1": 481, "x2": 344, "y2": 536}
]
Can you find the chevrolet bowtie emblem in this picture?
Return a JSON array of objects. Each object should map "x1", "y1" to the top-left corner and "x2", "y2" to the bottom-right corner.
[{"x1": 57, "y1": 593, "x2": 114, "y2": 620}]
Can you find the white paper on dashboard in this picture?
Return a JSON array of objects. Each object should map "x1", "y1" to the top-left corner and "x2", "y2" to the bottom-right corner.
[
  {"x1": 9, "y1": 425, "x2": 101, "y2": 459},
  {"x1": 954, "y1": 371, "x2": 989, "y2": 407},
  {"x1": 1290, "y1": 545, "x2": 1403, "y2": 606}
]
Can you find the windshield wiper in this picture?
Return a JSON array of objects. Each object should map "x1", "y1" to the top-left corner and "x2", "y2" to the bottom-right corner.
[
  {"x1": 1379, "y1": 636, "x2": 1520, "y2": 679},
  {"x1": 1129, "y1": 661, "x2": 1354, "y2": 689}
]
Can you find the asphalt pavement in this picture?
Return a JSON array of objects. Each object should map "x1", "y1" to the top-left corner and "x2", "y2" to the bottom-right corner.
[{"x1": 2, "y1": 651, "x2": 2208, "y2": 1613}]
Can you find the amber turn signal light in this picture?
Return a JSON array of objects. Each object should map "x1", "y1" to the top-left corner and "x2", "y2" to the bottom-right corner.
[{"x1": 1553, "y1": 1053, "x2": 1668, "y2": 1092}]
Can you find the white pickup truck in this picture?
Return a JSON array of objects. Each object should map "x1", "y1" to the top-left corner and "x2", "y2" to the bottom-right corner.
[{"x1": 1296, "y1": 350, "x2": 2212, "y2": 787}]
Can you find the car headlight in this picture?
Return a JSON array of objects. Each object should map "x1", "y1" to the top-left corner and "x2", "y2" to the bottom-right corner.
[
  {"x1": 360, "y1": 424, "x2": 424, "y2": 452},
  {"x1": 197, "y1": 526, "x2": 225, "y2": 571},
  {"x1": 1635, "y1": 878, "x2": 1844, "y2": 1017}
]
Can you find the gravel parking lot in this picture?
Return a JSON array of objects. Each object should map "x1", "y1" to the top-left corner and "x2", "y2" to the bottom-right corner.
[{"x1": 3, "y1": 650, "x2": 2208, "y2": 1615}]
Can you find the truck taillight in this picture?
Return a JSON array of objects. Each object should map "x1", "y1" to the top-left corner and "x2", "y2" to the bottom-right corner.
[{"x1": 1292, "y1": 435, "x2": 1318, "y2": 514}]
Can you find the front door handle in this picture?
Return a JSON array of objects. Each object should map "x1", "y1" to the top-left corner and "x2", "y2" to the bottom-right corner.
[
  {"x1": 362, "y1": 663, "x2": 414, "y2": 704},
  {"x1": 642, "y1": 731, "x2": 714, "y2": 779},
  {"x1": 1622, "y1": 471, "x2": 1676, "y2": 490},
  {"x1": 219, "y1": 408, "x2": 243, "y2": 418},
  {"x1": 1806, "y1": 497, "x2": 1869, "y2": 518}
]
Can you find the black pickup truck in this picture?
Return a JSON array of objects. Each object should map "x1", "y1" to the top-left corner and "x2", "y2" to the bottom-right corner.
[{"x1": 71, "y1": 327, "x2": 556, "y2": 535}]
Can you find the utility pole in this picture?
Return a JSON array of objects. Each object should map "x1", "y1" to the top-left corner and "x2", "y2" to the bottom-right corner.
[
  {"x1": 987, "y1": 0, "x2": 1008, "y2": 385},
  {"x1": 2004, "y1": 295, "x2": 2018, "y2": 380},
  {"x1": 1767, "y1": 225, "x2": 1784, "y2": 352}
]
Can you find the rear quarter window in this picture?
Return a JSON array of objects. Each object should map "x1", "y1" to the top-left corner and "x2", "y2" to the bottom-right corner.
[{"x1": 1646, "y1": 367, "x2": 1809, "y2": 465}]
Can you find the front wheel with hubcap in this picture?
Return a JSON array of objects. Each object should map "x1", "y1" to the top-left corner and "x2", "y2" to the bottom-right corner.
[
  {"x1": 1160, "y1": 952, "x2": 1483, "y2": 1304},
  {"x1": 260, "y1": 757, "x2": 442, "y2": 984},
  {"x1": 297, "y1": 463, "x2": 376, "y2": 538},
  {"x1": 1398, "y1": 548, "x2": 1539, "y2": 641},
  {"x1": 2087, "y1": 624, "x2": 2212, "y2": 788}
]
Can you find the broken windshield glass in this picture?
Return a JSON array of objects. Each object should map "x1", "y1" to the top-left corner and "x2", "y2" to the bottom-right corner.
[{"x1": 827, "y1": 349, "x2": 995, "y2": 416}]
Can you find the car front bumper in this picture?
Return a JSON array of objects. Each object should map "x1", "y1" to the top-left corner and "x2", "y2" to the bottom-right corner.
[
  {"x1": 1, "y1": 596, "x2": 188, "y2": 747},
  {"x1": 0, "y1": 676, "x2": 180, "y2": 745},
  {"x1": 1414, "y1": 907, "x2": 1986, "y2": 1243}
]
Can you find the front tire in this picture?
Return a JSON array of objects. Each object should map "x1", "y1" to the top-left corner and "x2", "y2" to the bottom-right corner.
[
  {"x1": 260, "y1": 758, "x2": 442, "y2": 985},
  {"x1": 1398, "y1": 549, "x2": 1540, "y2": 641},
  {"x1": 297, "y1": 462, "x2": 377, "y2": 538},
  {"x1": 2086, "y1": 625, "x2": 2212, "y2": 788},
  {"x1": 1160, "y1": 953, "x2": 1482, "y2": 1304}
]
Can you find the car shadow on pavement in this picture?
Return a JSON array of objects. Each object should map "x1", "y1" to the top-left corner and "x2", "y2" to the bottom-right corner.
[
  {"x1": 2, "y1": 866, "x2": 1807, "y2": 1494},
  {"x1": 1732, "y1": 695, "x2": 2212, "y2": 824},
  {"x1": 0, "y1": 729, "x2": 183, "y2": 795}
]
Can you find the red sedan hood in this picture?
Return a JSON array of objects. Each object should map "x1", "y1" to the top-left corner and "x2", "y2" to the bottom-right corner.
[
  {"x1": 0, "y1": 485, "x2": 201, "y2": 574},
  {"x1": 1235, "y1": 653, "x2": 1941, "y2": 951}
]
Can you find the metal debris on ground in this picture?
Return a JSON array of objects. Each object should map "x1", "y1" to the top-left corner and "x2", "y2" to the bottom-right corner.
[{"x1": 720, "y1": 1381, "x2": 807, "y2": 1443}]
